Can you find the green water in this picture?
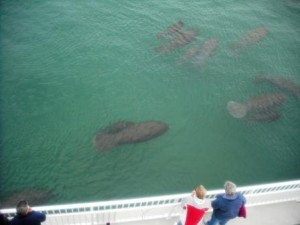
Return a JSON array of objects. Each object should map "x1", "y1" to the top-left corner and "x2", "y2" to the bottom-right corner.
[{"x1": 1, "y1": 0, "x2": 300, "y2": 205}]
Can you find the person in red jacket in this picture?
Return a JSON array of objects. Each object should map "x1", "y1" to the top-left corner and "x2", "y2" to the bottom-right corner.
[
  {"x1": 10, "y1": 200, "x2": 46, "y2": 225},
  {"x1": 176, "y1": 185, "x2": 208, "y2": 225}
]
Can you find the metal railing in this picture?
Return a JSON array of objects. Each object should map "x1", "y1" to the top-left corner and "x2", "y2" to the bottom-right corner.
[{"x1": 1, "y1": 180, "x2": 300, "y2": 225}]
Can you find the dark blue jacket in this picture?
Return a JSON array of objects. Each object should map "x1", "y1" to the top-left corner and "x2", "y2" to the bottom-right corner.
[
  {"x1": 211, "y1": 192, "x2": 246, "y2": 219},
  {"x1": 10, "y1": 211, "x2": 46, "y2": 225}
]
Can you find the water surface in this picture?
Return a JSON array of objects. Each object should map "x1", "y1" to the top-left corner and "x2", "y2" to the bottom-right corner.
[{"x1": 1, "y1": 0, "x2": 300, "y2": 205}]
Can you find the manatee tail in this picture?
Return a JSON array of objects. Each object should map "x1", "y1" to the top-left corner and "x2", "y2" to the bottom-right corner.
[
  {"x1": 227, "y1": 101, "x2": 248, "y2": 118},
  {"x1": 93, "y1": 133, "x2": 119, "y2": 152}
]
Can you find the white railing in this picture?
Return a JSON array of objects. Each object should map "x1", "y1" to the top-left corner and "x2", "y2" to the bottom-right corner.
[{"x1": 1, "y1": 180, "x2": 300, "y2": 225}]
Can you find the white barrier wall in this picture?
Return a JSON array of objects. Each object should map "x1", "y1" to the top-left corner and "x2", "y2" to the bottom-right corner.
[{"x1": 1, "y1": 180, "x2": 300, "y2": 225}]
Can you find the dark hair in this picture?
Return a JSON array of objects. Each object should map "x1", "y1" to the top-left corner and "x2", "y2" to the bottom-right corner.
[{"x1": 16, "y1": 200, "x2": 29, "y2": 216}]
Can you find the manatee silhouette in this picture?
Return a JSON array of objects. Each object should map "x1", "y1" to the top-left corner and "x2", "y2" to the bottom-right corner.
[
  {"x1": 246, "y1": 110, "x2": 281, "y2": 122},
  {"x1": 157, "y1": 20, "x2": 184, "y2": 39},
  {"x1": 93, "y1": 121, "x2": 169, "y2": 152},
  {"x1": 230, "y1": 26, "x2": 268, "y2": 54},
  {"x1": 254, "y1": 74, "x2": 300, "y2": 99},
  {"x1": 227, "y1": 93, "x2": 285, "y2": 118},
  {"x1": 102, "y1": 121, "x2": 135, "y2": 134}
]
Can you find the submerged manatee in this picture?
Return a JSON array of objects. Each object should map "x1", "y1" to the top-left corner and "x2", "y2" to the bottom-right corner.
[
  {"x1": 245, "y1": 93, "x2": 286, "y2": 112},
  {"x1": 93, "y1": 132, "x2": 120, "y2": 152},
  {"x1": 192, "y1": 37, "x2": 218, "y2": 69},
  {"x1": 93, "y1": 121, "x2": 169, "y2": 152},
  {"x1": 0, "y1": 189, "x2": 54, "y2": 208},
  {"x1": 102, "y1": 121, "x2": 135, "y2": 134},
  {"x1": 177, "y1": 44, "x2": 200, "y2": 65},
  {"x1": 230, "y1": 26, "x2": 268, "y2": 53},
  {"x1": 254, "y1": 74, "x2": 300, "y2": 99},
  {"x1": 93, "y1": 121, "x2": 135, "y2": 151},
  {"x1": 246, "y1": 110, "x2": 281, "y2": 122},
  {"x1": 227, "y1": 93, "x2": 286, "y2": 118},
  {"x1": 117, "y1": 121, "x2": 169, "y2": 144},
  {"x1": 155, "y1": 29, "x2": 198, "y2": 53},
  {"x1": 157, "y1": 20, "x2": 184, "y2": 39}
]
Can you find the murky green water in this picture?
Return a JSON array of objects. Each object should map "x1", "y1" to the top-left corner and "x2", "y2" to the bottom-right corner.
[{"x1": 1, "y1": 0, "x2": 300, "y2": 205}]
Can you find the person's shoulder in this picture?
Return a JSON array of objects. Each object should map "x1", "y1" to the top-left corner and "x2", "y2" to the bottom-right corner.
[
  {"x1": 31, "y1": 210, "x2": 46, "y2": 220},
  {"x1": 33, "y1": 210, "x2": 46, "y2": 215},
  {"x1": 182, "y1": 195, "x2": 193, "y2": 203},
  {"x1": 216, "y1": 193, "x2": 224, "y2": 198},
  {"x1": 27, "y1": 211, "x2": 45, "y2": 219},
  {"x1": 31, "y1": 210, "x2": 42, "y2": 214},
  {"x1": 213, "y1": 193, "x2": 224, "y2": 201},
  {"x1": 236, "y1": 192, "x2": 246, "y2": 200},
  {"x1": 236, "y1": 192, "x2": 244, "y2": 197}
]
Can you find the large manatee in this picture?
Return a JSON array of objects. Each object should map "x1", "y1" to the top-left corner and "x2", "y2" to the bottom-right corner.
[
  {"x1": 192, "y1": 37, "x2": 218, "y2": 69},
  {"x1": 117, "y1": 121, "x2": 169, "y2": 144},
  {"x1": 230, "y1": 26, "x2": 268, "y2": 53},
  {"x1": 93, "y1": 121, "x2": 169, "y2": 152},
  {"x1": 246, "y1": 110, "x2": 281, "y2": 122},
  {"x1": 156, "y1": 20, "x2": 184, "y2": 39},
  {"x1": 155, "y1": 29, "x2": 198, "y2": 53},
  {"x1": 254, "y1": 74, "x2": 300, "y2": 99},
  {"x1": 227, "y1": 93, "x2": 286, "y2": 118},
  {"x1": 102, "y1": 121, "x2": 135, "y2": 134},
  {"x1": 177, "y1": 44, "x2": 200, "y2": 65},
  {"x1": 0, "y1": 189, "x2": 54, "y2": 209},
  {"x1": 93, "y1": 132, "x2": 120, "y2": 152}
]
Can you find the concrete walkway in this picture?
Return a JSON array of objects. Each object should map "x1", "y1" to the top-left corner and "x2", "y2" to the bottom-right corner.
[{"x1": 119, "y1": 200, "x2": 300, "y2": 225}]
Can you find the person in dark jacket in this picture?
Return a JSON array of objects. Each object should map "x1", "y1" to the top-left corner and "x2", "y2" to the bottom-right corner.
[
  {"x1": 0, "y1": 212, "x2": 10, "y2": 225},
  {"x1": 205, "y1": 181, "x2": 246, "y2": 225},
  {"x1": 10, "y1": 200, "x2": 46, "y2": 225}
]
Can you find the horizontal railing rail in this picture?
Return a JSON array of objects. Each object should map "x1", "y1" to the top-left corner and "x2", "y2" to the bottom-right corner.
[{"x1": 1, "y1": 179, "x2": 300, "y2": 225}]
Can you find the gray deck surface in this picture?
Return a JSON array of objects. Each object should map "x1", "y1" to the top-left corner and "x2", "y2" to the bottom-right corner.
[{"x1": 118, "y1": 200, "x2": 300, "y2": 225}]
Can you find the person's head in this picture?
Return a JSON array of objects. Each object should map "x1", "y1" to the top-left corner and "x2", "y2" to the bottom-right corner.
[
  {"x1": 194, "y1": 185, "x2": 207, "y2": 199},
  {"x1": 224, "y1": 181, "x2": 237, "y2": 196},
  {"x1": 16, "y1": 200, "x2": 29, "y2": 216}
]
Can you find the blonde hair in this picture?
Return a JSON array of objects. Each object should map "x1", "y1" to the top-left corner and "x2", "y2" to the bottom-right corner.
[{"x1": 195, "y1": 185, "x2": 207, "y2": 199}]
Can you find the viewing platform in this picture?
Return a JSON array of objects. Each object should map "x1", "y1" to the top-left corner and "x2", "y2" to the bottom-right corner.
[
  {"x1": 122, "y1": 200, "x2": 300, "y2": 225},
  {"x1": 1, "y1": 180, "x2": 300, "y2": 225}
]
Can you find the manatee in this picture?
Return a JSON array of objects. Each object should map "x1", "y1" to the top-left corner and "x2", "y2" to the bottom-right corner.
[
  {"x1": 227, "y1": 93, "x2": 286, "y2": 118},
  {"x1": 155, "y1": 29, "x2": 198, "y2": 53},
  {"x1": 254, "y1": 74, "x2": 300, "y2": 99},
  {"x1": 177, "y1": 44, "x2": 200, "y2": 65},
  {"x1": 0, "y1": 189, "x2": 54, "y2": 208},
  {"x1": 230, "y1": 26, "x2": 268, "y2": 53},
  {"x1": 93, "y1": 121, "x2": 169, "y2": 152},
  {"x1": 245, "y1": 93, "x2": 286, "y2": 112},
  {"x1": 117, "y1": 121, "x2": 169, "y2": 144},
  {"x1": 192, "y1": 37, "x2": 218, "y2": 69},
  {"x1": 93, "y1": 132, "x2": 120, "y2": 152},
  {"x1": 157, "y1": 20, "x2": 184, "y2": 39},
  {"x1": 246, "y1": 110, "x2": 281, "y2": 123},
  {"x1": 102, "y1": 121, "x2": 135, "y2": 134}
]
